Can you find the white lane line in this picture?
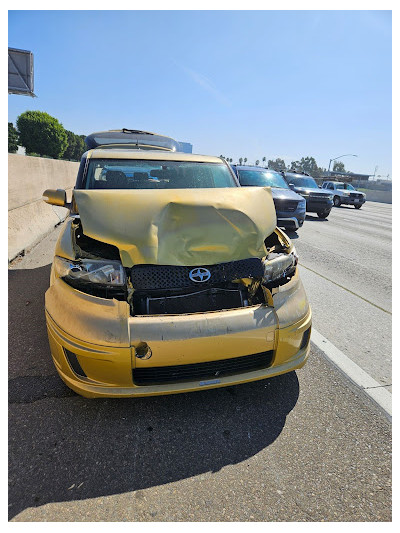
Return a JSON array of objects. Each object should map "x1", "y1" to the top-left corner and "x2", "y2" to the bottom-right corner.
[{"x1": 311, "y1": 329, "x2": 392, "y2": 417}]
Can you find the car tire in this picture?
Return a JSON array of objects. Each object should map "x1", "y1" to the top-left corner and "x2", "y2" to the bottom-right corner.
[
  {"x1": 317, "y1": 211, "x2": 329, "y2": 219},
  {"x1": 333, "y1": 196, "x2": 341, "y2": 207},
  {"x1": 354, "y1": 204, "x2": 362, "y2": 209}
]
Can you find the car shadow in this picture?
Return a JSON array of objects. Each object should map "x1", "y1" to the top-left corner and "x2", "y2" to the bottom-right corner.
[
  {"x1": 305, "y1": 215, "x2": 329, "y2": 222},
  {"x1": 283, "y1": 229, "x2": 299, "y2": 239},
  {"x1": 9, "y1": 265, "x2": 300, "y2": 520}
]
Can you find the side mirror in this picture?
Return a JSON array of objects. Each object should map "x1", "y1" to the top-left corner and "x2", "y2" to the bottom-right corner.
[
  {"x1": 42, "y1": 189, "x2": 67, "y2": 207},
  {"x1": 288, "y1": 183, "x2": 295, "y2": 190}
]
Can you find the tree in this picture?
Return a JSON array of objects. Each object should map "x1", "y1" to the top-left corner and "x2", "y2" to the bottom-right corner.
[
  {"x1": 255, "y1": 160, "x2": 260, "y2": 166},
  {"x1": 62, "y1": 130, "x2": 78, "y2": 160},
  {"x1": 333, "y1": 161, "x2": 346, "y2": 173},
  {"x1": 62, "y1": 131, "x2": 87, "y2": 161},
  {"x1": 17, "y1": 111, "x2": 68, "y2": 158},
  {"x1": 244, "y1": 157, "x2": 247, "y2": 164},
  {"x1": 262, "y1": 156, "x2": 266, "y2": 166},
  {"x1": 239, "y1": 157, "x2": 243, "y2": 165},
  {"x1": 8, "y1": 122, "x2": 19, "y2": 153},
  {"x1": 268, "y1": 158, "x2": 286, "y2": 171},
  {"x1": 289, "y1": 156, "x2": 323, "y2": 178}
]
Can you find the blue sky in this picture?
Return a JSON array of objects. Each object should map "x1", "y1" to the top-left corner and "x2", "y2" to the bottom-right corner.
[{"x1": 8, "y1": 10, "x2": 392, "y2": 176}]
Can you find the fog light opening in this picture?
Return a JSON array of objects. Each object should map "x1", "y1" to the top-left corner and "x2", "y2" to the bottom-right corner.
[
  {"x1": 135, "y1": 342, "x2": 152, "y2": 360},
  {"x1": 300, "y1": 327, "x2": 311, "y2": 350}
]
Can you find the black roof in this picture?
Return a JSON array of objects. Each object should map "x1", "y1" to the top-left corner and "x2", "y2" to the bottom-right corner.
[{"x1": 85, "y1": 129, "x2": 179, "y2": 151}]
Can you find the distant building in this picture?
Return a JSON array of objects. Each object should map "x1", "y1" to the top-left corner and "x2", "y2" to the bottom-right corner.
[
  {"x1": 321, "y1": 170, "x2": 370, "y2": 182},
  {"x1": 177, "y1": 141, "x2": 193, "y2": 153}
]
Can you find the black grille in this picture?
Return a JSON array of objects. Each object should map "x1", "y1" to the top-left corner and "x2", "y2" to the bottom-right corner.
[
  {"x1": 132, "y1": 351, "x2": 274, "y2": 385},
  {"x1": 273, "y1": 199, "x2": 298, "y2": 212},
  {"x1": 131, "y1": 258, "x2": 264, "y2": 291},
  {"x1": 350, "y1": 193, "x2": 363, "y2": 199},
  {"x1": 146, "y1": 287, "x2": 245, "y2": 314},
  {"x1": 309, "y1": 193, "x2": 331, "y2": 199}
]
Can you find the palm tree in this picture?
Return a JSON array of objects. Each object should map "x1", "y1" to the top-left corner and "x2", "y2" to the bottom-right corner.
[
  {"x1": 255, "y1": 160, "x2": 260, "y2": 166},
  {"x1": 239, "y1": 157, "x2": 243, "y2": 165},
  {"x1": 244, "y1": 157, "x2": 247, "y2": 164},
  {"x1": 262, "y1": 156, "x2": 266, "y2": 166}
]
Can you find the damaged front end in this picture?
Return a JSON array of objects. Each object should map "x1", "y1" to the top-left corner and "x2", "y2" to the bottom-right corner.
[
  {"x1": 51, "y1": 189, "x2": 297, "y2": 316},
  {"x1": 45, "y1": 185, "x2": 310, "y2": 398}
]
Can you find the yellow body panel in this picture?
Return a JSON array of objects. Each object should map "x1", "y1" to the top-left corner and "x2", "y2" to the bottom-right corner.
[
  {"x1": 73, "y1": 188, "x2": 276, "y2": 267},
  {"x1": 87, "y1": 148, "x2": 223, "y2": 163},
  {"x1": 45, "y1": 272, "x2": 311, "y2": 398}
]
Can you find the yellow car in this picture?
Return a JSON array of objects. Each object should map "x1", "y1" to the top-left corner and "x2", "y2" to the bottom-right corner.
[{"x1": 43, "y1": 129, "x2": 311, "y2": 398}]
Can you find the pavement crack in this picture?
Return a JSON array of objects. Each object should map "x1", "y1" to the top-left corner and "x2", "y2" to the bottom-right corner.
[{"x1": 8, "y1": 375, "x2": 75, "y2": 404}]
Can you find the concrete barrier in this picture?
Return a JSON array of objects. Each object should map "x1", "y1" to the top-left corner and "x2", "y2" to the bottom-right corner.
[
  {"x1": 8, "y1": 154, "x2": 79, "y2": 261},
  {"x1": 363, "y1": 189, "x2": 392, "y2": 204}
]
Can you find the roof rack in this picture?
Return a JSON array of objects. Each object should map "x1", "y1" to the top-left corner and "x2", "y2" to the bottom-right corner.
[{"x1": 85, "y1": 129, "x2": 179, "y2": 152}]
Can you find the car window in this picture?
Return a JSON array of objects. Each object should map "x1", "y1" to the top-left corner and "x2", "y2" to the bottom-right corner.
[
  {"x1": 238, "y1": 170, "x2": 289, "y2": 189},
  {"x1": 286, "y1": 175, "x2": 319, "y2": 188},
  {"x1": 328, "y1": 183, "x2": 334, "y2": 190},
  {"x1": 84, "y1": 159, "x2": 238, "y2": 189}
]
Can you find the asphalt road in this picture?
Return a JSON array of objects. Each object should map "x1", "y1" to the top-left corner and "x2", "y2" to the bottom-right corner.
[
  {"x1": 8, "y1": 208, "x2": 392, "y2": 522},
  {"x1": 286, "y1": 201, "x2": 392, "y2": 390}
]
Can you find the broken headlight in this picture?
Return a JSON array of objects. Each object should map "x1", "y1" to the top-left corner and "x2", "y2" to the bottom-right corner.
[
  {"x1": 262, "y1": 250, "x2": 297, "y2": 285},
  {"x1": 54, "y1": 256, "x2": 126, "y2": 287}
]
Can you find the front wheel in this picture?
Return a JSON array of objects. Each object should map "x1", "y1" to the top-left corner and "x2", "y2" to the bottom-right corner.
[
  {"x1": 354, "y1": 204, "x2": 362, "y2": 209},
  {"x1": 317, "y1": 211, "x2": 329, "y2": 219},
  {"x1": 333, "y1": 196, "x2": 341, "y2": 207}
]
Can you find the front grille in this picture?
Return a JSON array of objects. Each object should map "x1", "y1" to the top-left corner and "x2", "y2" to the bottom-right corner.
[
  {"x1": 273, "y1": 199, "x2": 298, "y2": 212},
  {"x1": 309, "y1": 193, "x2": 331, "y2": 199},
  {"x1": 132, "y1": 350, "x2": 274, "y2": 385},
  {"x1": 350, "y1": 193, "x2": 363, "y2": 199},
  {"x1": 145, "y1": 287, "x2": 245, "y2": 314},
  {"x1": 131, "y1": 258, "x2": 264, "y2": 291}
]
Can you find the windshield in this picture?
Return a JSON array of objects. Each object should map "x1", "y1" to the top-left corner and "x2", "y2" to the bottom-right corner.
[
  {"x1": 336, "y1": 183, "x2": 355, "y2": 190},
  {"x1": 287, "y1": 175, "x2": 319, "y2": 188},
  {"x1": 237, "y1": 169, "x2": 289, "y2": 189},
  {"x1": 84, "y1": 159, "x2": 238, "y2": 189}
]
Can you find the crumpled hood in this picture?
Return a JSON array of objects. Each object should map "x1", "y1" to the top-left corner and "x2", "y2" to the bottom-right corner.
[{"x1": 73, "y1": 188, "x2": 276, "y2": 267}]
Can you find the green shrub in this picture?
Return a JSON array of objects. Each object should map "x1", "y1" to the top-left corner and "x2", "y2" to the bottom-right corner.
[
  {"x1": 8, "y1": 122, "x2": 19, "y2": 153},
  {"x1": 16, "y1": 111, "x2": 68, "y2": 159}
]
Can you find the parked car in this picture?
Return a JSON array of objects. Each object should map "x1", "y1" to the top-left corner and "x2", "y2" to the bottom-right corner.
[
  {"x1": 231, "y1": 165, "x2": 306, "y2": 231},
  {"x1": 321, "y1": 181, "x2": 366, "y2": 208},
  {"x1": 283, "y1": 171, "x2": 333, "y2": 219},
  {"x1": 42, "y1": 129, "x2": 311, "y2": 398}
]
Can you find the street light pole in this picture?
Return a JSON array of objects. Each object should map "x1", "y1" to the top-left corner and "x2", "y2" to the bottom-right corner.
[{"x1": 328, "y1": 154, "x2": 358, "y2": 174}]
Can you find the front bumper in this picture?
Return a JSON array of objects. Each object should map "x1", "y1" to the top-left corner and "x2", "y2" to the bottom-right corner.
[
  {"x1": 276, "y1": 206, "x2": 306, "y2": 229},
  {"x1": 338, "y1": 196, "x2": 366, "y2": 206},
  {"x1": 305, "y1": 197, "x2": 333, "y2": 213},
  {"x1": 45, "y1": 273, "x2": 311, "y2": 398}
]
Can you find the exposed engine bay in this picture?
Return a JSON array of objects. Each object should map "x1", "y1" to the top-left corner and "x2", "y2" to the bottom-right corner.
[{"x1": 55, "y1": 216, "x2": 298, "y2": 316}]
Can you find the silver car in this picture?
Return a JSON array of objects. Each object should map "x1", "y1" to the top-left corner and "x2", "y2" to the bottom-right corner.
[{"x1": 322, "y1": 181, "x2": 366, "y2": 209}]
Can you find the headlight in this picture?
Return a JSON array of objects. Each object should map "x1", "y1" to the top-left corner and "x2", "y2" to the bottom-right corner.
[
  {"x1": 54, "y1": 256, "x2": 126, "y2": 286},
  {"x1": 328, "y1": 195, "x2": 333, "y2": 200},
  {"x1": 262, "y1": 251, "x2": 297, "y2": 284}
]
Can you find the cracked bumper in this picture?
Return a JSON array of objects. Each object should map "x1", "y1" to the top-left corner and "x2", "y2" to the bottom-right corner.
[{"x1": 45, "y1": 273, "x2": 311, "y2": 398}]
